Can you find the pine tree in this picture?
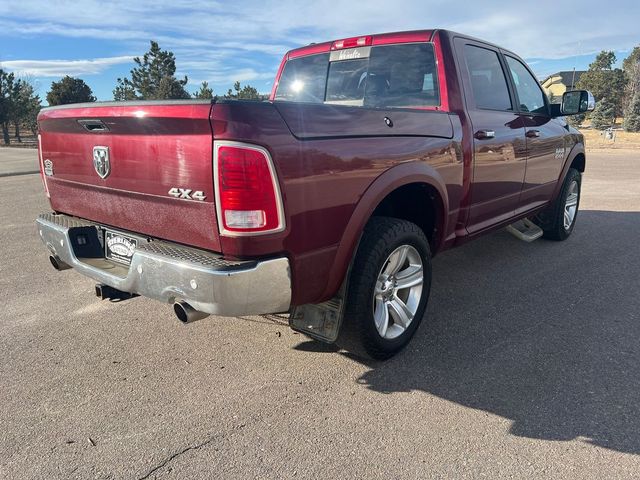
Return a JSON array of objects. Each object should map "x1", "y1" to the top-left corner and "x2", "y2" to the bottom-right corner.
[
  {"x1": 623, "y1": 92, "x2": 640, "y2": 132},
  {"x1": 194, "y1": 81, "x2": 214, "y2": 99},
  {"x1": 0, "y1": 71, "x2": 41, "y2": 143},
  {"x1": 47, "y1": 76, "x2": 96, "y2": 106},
  {"x1": 114, "y1": 41, "x2": 189, "y2": 100},
  {"x1": 225, "y1": 81, "x2": 262, "y2": 100},
  {"x1": 113, "y1": 79, "x2": 137, "y2": 101},
  {"x1": 590, "y1": 97, "x2": 616, "y2": 130},
  {"x1": 577, "y1": 51, "x2": 627, "y2": 119},
  {"x1": 0, "y1": 69, "x2": 17, "y2": 144},
  {"x1": 12, "y1": 81, "x2": 41, "y2": 141}
]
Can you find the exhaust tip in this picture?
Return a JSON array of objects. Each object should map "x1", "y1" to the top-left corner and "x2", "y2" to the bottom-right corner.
[
  {"x1": 173, "y1": 301, "x2": 208, "y2": 324},
  {"x1": 49, "y1": 255, "x2": 70, "y2": 271},
  {"x1": 174, "y1": 302, "x2": 189, "y2": 323}
]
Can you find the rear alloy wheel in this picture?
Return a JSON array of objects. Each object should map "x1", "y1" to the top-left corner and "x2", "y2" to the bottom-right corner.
[
  {"x1": 373, "y1": 245, "x2": 424, "y2": 340},
  {"x1": 337, "y1": 217, "x2": 432, "y2": 360}
]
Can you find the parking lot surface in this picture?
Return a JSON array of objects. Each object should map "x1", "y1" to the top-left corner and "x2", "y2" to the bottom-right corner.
[
  {"x1": 0, "y1": 147, "x2": 39, "y2": 177},
  {"x1": 1, "y1": 149, "x2": 639, "y2": 479}
]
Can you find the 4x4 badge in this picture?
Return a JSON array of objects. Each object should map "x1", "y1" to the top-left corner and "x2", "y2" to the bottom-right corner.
[
  {"x1": 168, "y1": 187, "x2": 206, "y2": 201},
  {"x1": 93, "y1": 146, "x2": 110, "y2": 179}
]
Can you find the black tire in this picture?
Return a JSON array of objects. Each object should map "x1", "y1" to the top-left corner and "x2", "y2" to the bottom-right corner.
[
  {"x1": 337, "y1": 217, "x2": 432, "y2": 360},
  {"x1": 534, "y1": 168, "x2": 582, "y2": 241}
]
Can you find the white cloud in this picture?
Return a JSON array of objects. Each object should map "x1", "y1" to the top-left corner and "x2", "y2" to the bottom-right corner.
[
  {"x1": 1, "y1": 56, "x2": 134, "y2": 77},
  {"x1": 1, "y1": 0, "x2": 639, "y2": 94},
  {"x1": 201, "y1": 68, "x2": 275, "y2": 84},
  {"x1": 2, "y1": 1, "x2": 639, "y2": 58}
]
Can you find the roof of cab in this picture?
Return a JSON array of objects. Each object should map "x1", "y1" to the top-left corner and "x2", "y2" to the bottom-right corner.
[
  {"x1": 286, "y1": 29, "x2": 435, "y2": 59},
  {"x1": 284, "y1": 29, "x2": 521, "y2": 61}
]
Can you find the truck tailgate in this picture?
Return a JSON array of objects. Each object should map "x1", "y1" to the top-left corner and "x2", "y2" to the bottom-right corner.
[{"x1": 38, "y1": 101, "x2": 221, "y2": 252}]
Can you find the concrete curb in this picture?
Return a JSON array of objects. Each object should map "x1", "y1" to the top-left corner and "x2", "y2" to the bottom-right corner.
[{"x1": 0, "y1": 170, "x2": 40, "y2": 178}]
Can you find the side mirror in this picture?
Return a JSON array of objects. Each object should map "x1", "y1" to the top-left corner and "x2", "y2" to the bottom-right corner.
[{"x1": 561, "y1": 90, "x2": 595, "y2": 115}]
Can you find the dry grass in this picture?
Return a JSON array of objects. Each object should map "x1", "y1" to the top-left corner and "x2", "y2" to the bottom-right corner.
[{"x1": 580, "y1": 128, "x2": 640, "y2": 150}]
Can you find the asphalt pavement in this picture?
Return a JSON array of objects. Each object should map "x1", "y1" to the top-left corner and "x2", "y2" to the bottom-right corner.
[
  {"x1": 0, "y1": 147, "x2": 40, "y2": 177},
  {"x1": 1, "y1": 148, "x2": 639, "y2": 479}
]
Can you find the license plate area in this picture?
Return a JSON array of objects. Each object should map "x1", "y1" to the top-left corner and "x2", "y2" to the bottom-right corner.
[{"x1": 104, "y1": 230, "x2": 138, "y2": 266}]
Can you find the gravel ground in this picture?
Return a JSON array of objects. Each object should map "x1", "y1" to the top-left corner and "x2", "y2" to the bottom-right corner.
[{"x1": 0, "y1": 149, "x2": 639, "y2": 479}]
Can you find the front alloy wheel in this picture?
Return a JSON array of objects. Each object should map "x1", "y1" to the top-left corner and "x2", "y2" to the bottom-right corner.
[
  {"x1": 563, "y1": 180, "x2": 579, "y2": 230},
  {"x1": 535, "y1": 167, "x2": 582, "y2": 241}
]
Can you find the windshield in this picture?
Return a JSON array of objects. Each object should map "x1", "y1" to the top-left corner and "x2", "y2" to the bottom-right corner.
[{"x1": 275, "y1": 43, "x2": 440, "y2": 109}]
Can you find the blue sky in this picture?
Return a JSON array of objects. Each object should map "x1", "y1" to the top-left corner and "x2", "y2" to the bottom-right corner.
[{"x1": 1, "y1": 0, "x2": 638, "y2": 103}]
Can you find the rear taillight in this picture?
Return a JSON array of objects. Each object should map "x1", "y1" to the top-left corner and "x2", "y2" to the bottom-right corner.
[
  {"x1": 38, "y1": 134, "x2": 50, "y2": 198},
  {"x1": 214, "y1": 141, "x2": 285, "y2": 236}
]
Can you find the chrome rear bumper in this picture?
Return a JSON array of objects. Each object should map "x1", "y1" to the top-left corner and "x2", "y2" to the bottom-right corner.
[{"x1": 36, "y1": 213, "x2": 291, "y2": 316}]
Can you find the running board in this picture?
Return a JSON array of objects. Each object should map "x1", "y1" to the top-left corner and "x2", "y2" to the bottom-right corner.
[{"x1": 506, "y1": 218, "x2": 543, "y2": 242}]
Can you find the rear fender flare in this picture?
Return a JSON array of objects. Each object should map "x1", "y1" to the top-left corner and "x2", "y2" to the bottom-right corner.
[{"x1": 321, "y1": 162, "x2": 449, "y2": 300}]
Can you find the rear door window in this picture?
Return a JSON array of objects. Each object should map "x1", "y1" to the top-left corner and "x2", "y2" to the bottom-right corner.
[
  {"x1": 463, "y1": 45, "x2": 512, "y2": 111},
  {"x1": 275, "y1": 43, "x2": 440, "y2": 109}
]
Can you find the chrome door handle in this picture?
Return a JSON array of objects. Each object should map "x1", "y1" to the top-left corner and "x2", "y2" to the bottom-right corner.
[
  {"x1": 526, "y1": 129, "x2": 541, "y2": 138},
  {"x1": 474, "y1": 130, "x2": 495, "y2": 140}
]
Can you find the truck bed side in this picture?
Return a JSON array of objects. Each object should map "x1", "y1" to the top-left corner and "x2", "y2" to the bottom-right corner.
[{"x1": 211, "y1": 100, "x2": 464, "y2": 305}]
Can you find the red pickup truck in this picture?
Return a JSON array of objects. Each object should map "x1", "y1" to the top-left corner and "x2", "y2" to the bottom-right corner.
[{"x1": 36, "y1": 29, "x2": 594, "y2": 359}]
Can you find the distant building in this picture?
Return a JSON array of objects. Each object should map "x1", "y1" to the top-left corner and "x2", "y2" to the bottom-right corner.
[{"x1": 541, "y1": 71, "x2": 586, "y2": 100}]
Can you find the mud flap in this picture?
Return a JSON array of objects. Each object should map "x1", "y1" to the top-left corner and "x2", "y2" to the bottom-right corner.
[{"x1": 289, "y1": 281, "x2": 347, "y2": 343}]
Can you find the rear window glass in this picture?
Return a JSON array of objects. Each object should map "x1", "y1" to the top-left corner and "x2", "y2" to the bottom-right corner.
[
  {"x1": 326, "y1": 58, "x2": 368, "y2": 105},
  {"x1": 275, "y1": 43, "x2": 440, "y2": 109}
]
